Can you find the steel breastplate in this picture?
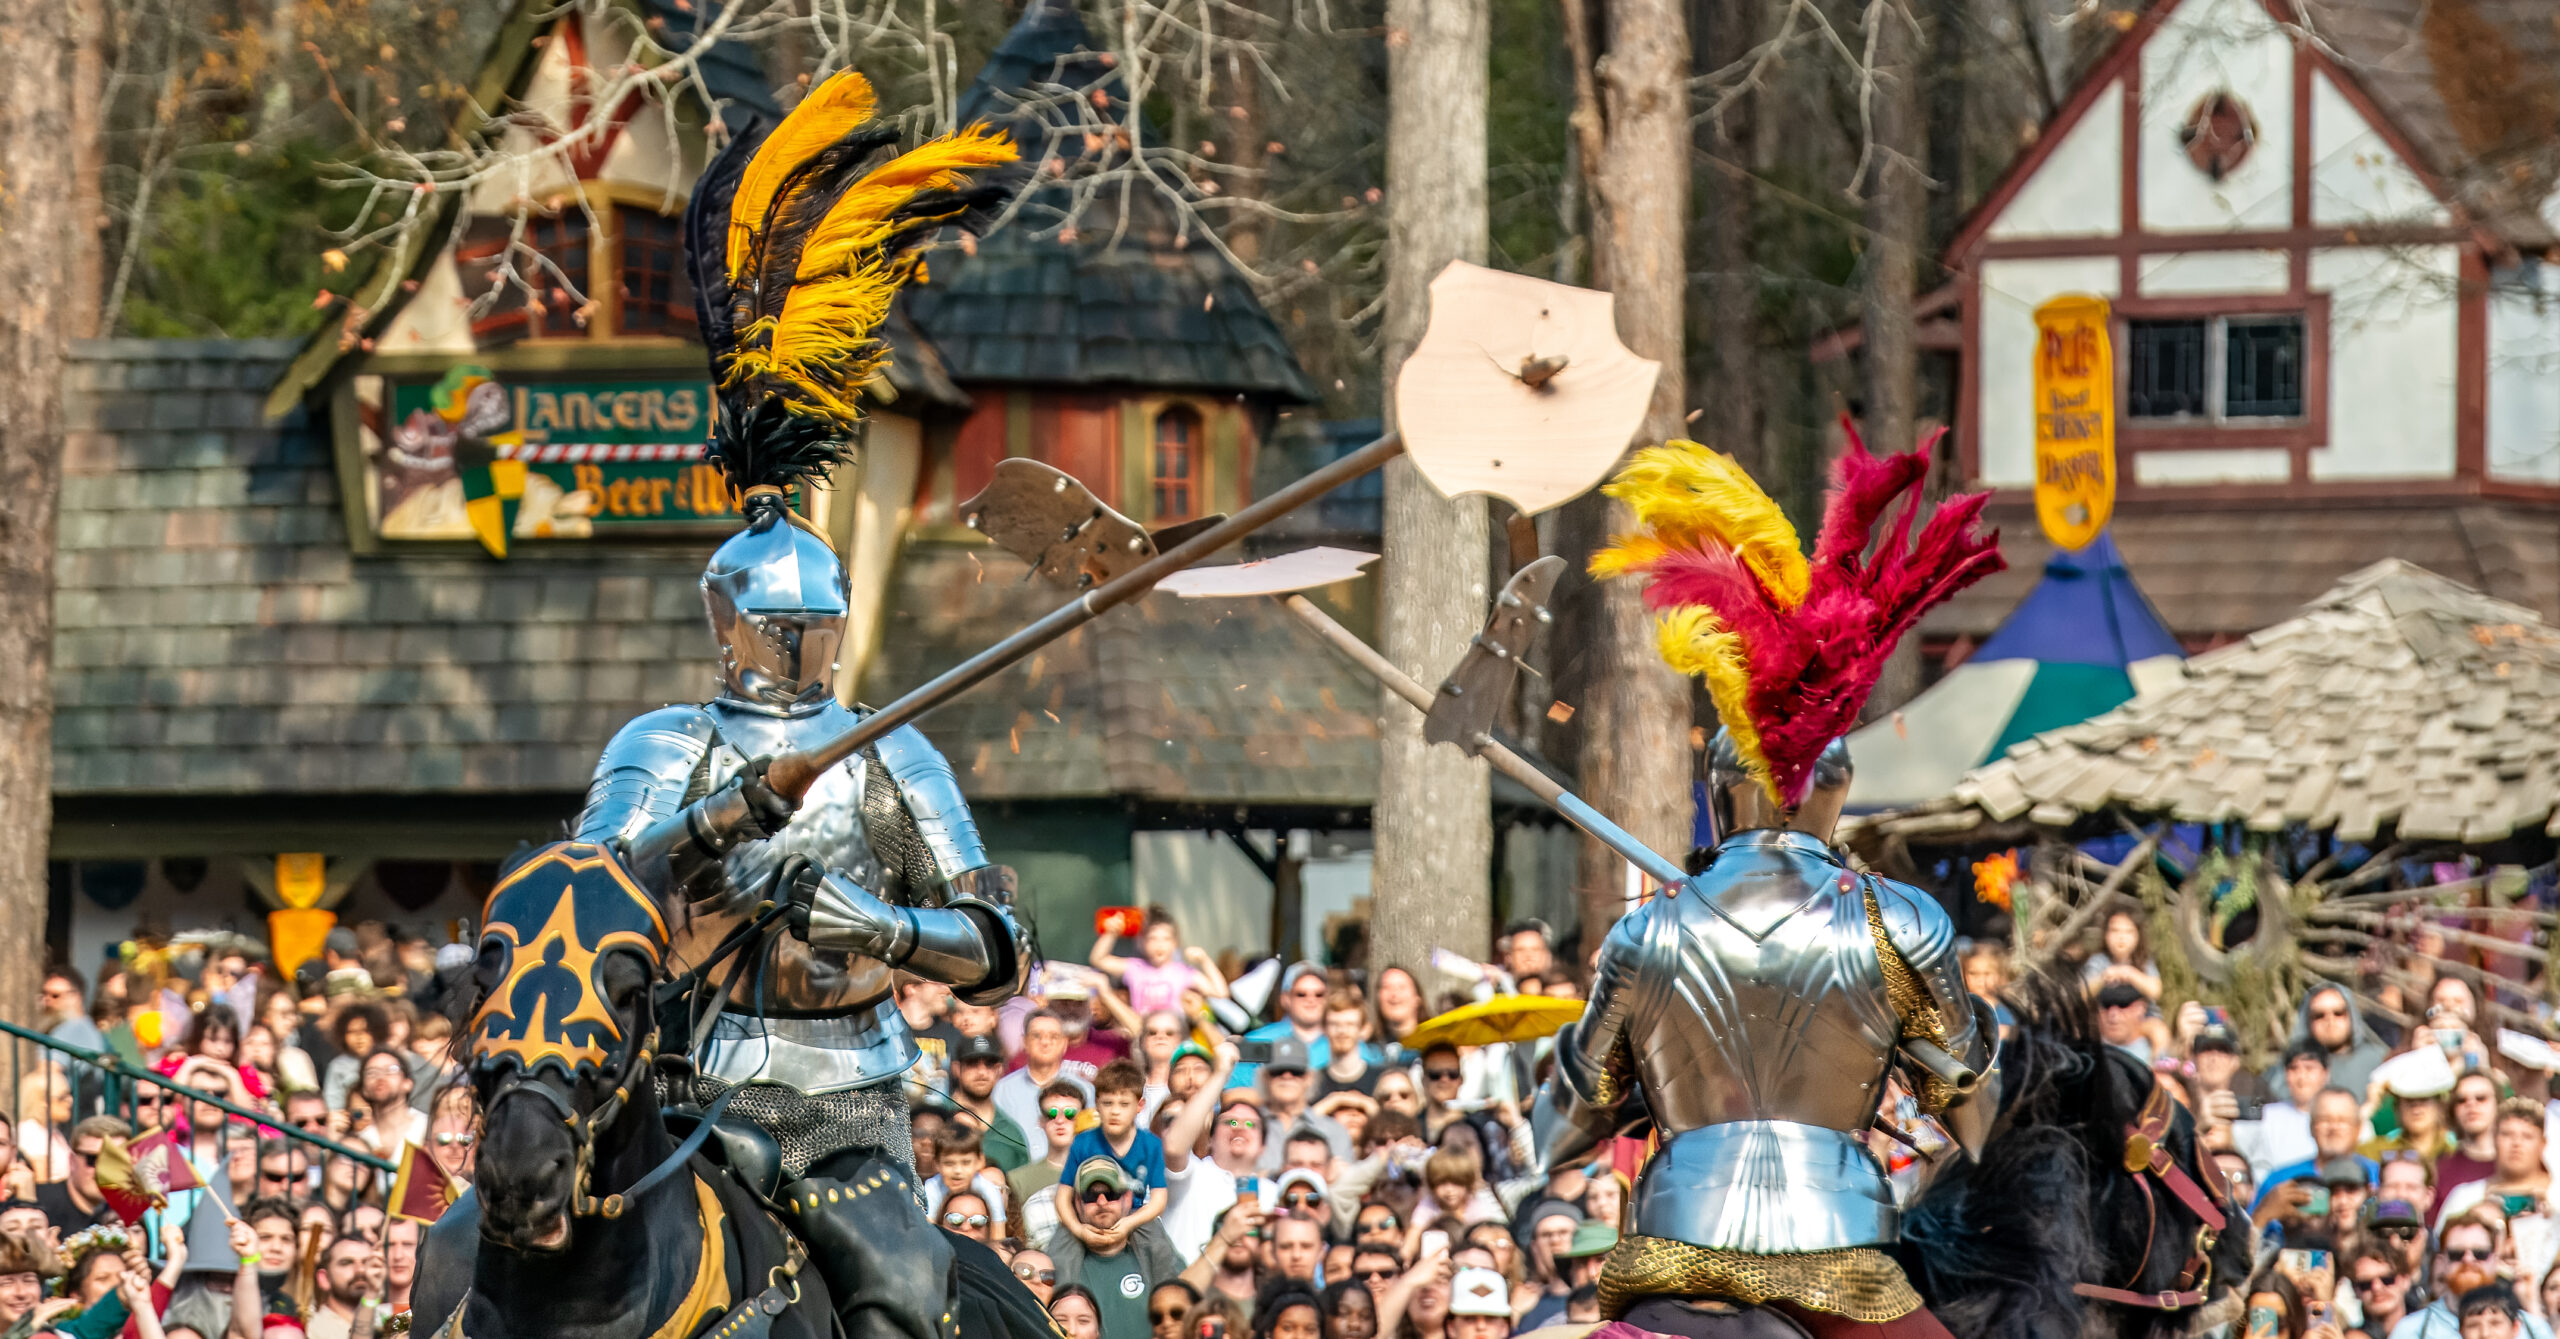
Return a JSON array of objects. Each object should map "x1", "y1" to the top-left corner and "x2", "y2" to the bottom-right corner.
[
  {"x1": 697, "y1": 1000, "x2": 921, "y2": 1094},
  {"x1": 662, "y1": 699, "x2": 899, "y2": 1026},
  {"x1": 1621, "y1": 830, "x2": 1906, "y2": 1253}
]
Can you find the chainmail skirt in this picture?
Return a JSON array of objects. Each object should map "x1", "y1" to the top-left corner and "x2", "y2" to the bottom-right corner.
[{"x1": 664, "y1": 1071, "x2": 918, "y2": 1188}]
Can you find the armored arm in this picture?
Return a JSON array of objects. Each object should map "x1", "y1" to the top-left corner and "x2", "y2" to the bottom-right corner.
[
  {"x1": 1531, "y1": 910, "x2": 1651, "y2": 1172},
  {"x1": 576, "y1": 708, "x2": 794, "y2": 897},
  {"x1": 1872, "y1": 879, "x2": 2000, "y2": 1158},
  {"x1": 793, "y1": 866, "x2": 1030, "y2": 1004}
]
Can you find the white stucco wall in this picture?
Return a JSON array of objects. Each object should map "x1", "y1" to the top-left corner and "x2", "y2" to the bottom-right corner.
[
  {"x1": 2137, "y1": 249, "x2": 2290, "y2": 296},
  {"x1": 2133, "y1": 448, "x2": 2291, "y2": 484},
  {"x1": 1977, "y1": 256, "x2": 2122, "y2": 489},
  {"x1": 2489, "y1": 264, "x2": 2560, "y2": 485},
  {"x1": 1132, "y1": 831, "x2": 1276, "y2": 964},
  {"x1": 375, "y1": 254, "x2": 477, "y2": 353},
  {"x1": 2309, "y1": 72, "x2": 2448, "y2": 227},
  {"x1": 2139, "y1": 0, "x2": 2294, "y2": 233},
  {"x1": 1990, "y1": 83, "x2": 2122, "y2": 240},
  {"x1": 2307, "y1": 245, "x2": 2460, "y2": 481}
]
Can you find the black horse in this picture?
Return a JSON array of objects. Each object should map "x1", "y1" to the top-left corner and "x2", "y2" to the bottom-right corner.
[
  {"x1": 412, "y1": 842, "x2": 1047, "y2": 1339},
  {"x1": 1902, "y1": 972, "x2": 2252, "y2": 1339}
]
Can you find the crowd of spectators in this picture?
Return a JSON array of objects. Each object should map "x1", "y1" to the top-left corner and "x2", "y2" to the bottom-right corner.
[
  {"x1": 2024, "y1": 909, "x2": 2560, "y2": 1339},
  {"x1": 0, "y1": 923, "x2": 471, "y2": 1339},
  {"x1": 20, "y1": 895, "x2": 2560, "y2": 1339}
]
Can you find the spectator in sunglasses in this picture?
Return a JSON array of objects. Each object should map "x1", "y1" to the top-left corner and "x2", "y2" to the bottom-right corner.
[
  {"x1": 2351, "y1": 1247, "x2": 2412, "y2": 1337},
  {"x1": 1012, "y1": 1249, "x2": 1058, "y2": 1305},
  {"x1": 2391, "y1": 1216, "x2": 2556, "y2": 1339},
  {"x1": 2277, "y1": 986, "x2": 2387, "y2": 1098},
  {"x1": 1148, "y1": 1279, "x2": 1203, "y2": 1339},
  {"x1": 942, "y1": 1191, "x2": 994, "y2": 1245},
  {"x1": 1009, "y1": 1080, "x2": 1089, "y2": 1252},
  {"x1": 33, "y1": 1116, "x2": 125, "y2": 1238},
  {"x1": 1047, "y1": 1158, "x2": 1182, "y2": 1339}
]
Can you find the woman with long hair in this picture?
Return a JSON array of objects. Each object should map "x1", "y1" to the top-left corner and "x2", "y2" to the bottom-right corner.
[
  {"x1": 1579, "y1": 1168, "x2": 1630, "y2": 1234},
  {"x1": 1318, "y1": 1281, "x2": 1377, "y2": 1339},
  {"x1": 2083, "y1": 910, "x2": 2161, "y2": 1001},
  {"x1": 14, "y1": 1067, "x2": 72, "y2": 1184},
  {"x1": 157, "y1": 1004, "x2": 268, "y2": 1109},
  {"x1": 1372, "y1": 967, "x2": 1425, "y2": 1058}
]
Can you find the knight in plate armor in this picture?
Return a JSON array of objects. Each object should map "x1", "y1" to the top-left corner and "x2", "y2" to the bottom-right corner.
[
  {"x1": 575, "y1": 72, "x2": 1026, "y2": 1339},
  {"x1": 1533, "y1": 430, "x2": 2009, "y2": 1338}
]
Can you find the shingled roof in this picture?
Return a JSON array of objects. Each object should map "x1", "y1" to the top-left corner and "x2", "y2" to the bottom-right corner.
[
  {"x1": 900, "y1": 0, "x2": 1319, "y2": 402},
  {"x1": 2299, "y1": 0, "x2": 2560, "y2": 249},
  {"x1": 858, "y1": 545, "x2": 1377, "y2": 808},
  {"x1": 1873, "y1": 560, "x2": 2560, "y2": 844},
  {"x1": 59, "y1": 340, "x2": 717, "y2": 795}
]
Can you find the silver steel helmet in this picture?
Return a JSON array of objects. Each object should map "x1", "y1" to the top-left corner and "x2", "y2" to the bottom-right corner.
[
  {"x1": 1705, "y1": 730, "x2": 1852, "y2": 843},
  {"x1": 702, "y1": 490, "x2": 848, "y2": 711}
]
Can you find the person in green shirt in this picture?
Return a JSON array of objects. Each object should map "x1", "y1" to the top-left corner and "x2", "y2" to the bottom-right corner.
[
  {"x1": 950, "y1": 1034, "x2": 1032, "y2": 1171},
  {"x1": 1050, "y1": 1159, "x2": 1181, "y2": 1339}
]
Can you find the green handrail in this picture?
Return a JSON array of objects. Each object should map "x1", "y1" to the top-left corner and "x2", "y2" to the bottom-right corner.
[{"x1": 0, "y1": 1016, "x2": 397, "y2": 1174}]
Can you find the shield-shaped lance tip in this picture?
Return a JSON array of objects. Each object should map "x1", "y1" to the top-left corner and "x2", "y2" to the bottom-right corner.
[
  {"x1": 1423, "y1": 555, "x2": 1564, "y2": 755},
  {"x1": 957, "y1": 458, "x2": 1156, "y2": 591},
  {"x1": 1393, "y1": 261, "x2": 1662, "y2": 517}
]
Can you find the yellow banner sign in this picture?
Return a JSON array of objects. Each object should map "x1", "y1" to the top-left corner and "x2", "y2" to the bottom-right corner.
[
  {"x1": 2032, "y1": 295, "x2": 2116, "y2": 550},
  {"x1": 275, "y1": 852, "x2": 328, "y2": 909}
]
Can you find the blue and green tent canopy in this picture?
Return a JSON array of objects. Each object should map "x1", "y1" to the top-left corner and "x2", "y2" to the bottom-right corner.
[{"x1": 1845, "y1": 532, "x2": 2184, "y2": 811}]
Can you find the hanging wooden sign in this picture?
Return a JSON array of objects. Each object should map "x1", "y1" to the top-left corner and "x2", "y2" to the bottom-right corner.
[{"x1": 2031, "y1": 294, "x2": 2116, "y2": 551}]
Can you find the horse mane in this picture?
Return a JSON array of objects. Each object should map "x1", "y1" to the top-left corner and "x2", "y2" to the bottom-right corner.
[{"x1": 1902, "y1": 970, "x2": 2102, "y2": 1339}]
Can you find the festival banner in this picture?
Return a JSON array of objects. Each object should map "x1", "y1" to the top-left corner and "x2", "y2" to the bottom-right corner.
[{"x1": 2031, "y1": 295, "x2": 2116, "y2": 551}]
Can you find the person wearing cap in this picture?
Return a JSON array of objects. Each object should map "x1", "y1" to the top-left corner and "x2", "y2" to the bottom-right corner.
[
  {"x1": 2361, "y1": 1198, "x2": 2428, "y2": 1280},
  {"x1": 945, "y1": 1031, "x2": 1032, "y2": 1171},
  {"x1": 2322, "y1": 1155, "x2": 2376, "y2": 1240},
  {"x1": 1239, "y1": 964, "x2": 1335, "y2": 1085},
  {"x1": 1256, "y1": 1036, "x2": 1353, "y2": 1175},
  {"x1": 1057, "y1": 1060, "x2": 1172, "y2": 1256},
  {"x1": 1516, "y1": 1223, "x2": 1616, "y2": 1332},
  {"x1": 2093, "y1": 981, "x2": 2154, "y2": 1063},
  {"x1": 1446, "y1": 1266, "x2": 1512, "y2": 1339},
  {"x1": 1049, "y1": 1156, "x2": 1183, "y2": 1339},
  {"x1": 2436, "y1": 1098, "x2": 2555, "y2": 1228},
  {"x1": 2365, "y1": 1069, "x2": 2460, "y2": 1167}
]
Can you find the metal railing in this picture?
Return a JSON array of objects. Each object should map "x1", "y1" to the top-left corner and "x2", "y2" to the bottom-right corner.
[{"x1": 0, "y1": 1017, "x2": 397, "y2": 1175}]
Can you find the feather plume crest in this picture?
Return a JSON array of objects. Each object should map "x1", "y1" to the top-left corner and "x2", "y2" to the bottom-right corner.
[
  {"x1": 684, "y1": 75, "x2": 1021, "y2": 495},
  {"x1": 1595, "y1": 429, "x2": 2006, "y2": 807},
  {"x1": 1596, "y1": 442, "x2": 1809, "y2": 606},
  {"x1": 726, "y1": 72, "x2": 880, "y2": 276}
]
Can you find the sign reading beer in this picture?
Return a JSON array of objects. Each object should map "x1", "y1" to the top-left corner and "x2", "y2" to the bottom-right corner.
[
  {"x1": 2031, "y1": 295, "x2": 2115, "y2": 551},
  {"x1": 368, "y1": 365, "x2": 740, "y2": 551}
]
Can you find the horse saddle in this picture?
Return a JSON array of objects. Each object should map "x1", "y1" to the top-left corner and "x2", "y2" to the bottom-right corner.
[{"x1": 1614, "y1": 1298, "x2": 1956, "y2": 1339}]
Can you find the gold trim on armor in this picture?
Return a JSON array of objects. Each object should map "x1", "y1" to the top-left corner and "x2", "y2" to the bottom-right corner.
[
  {"x1": 1863, "y1": 882, "x2": 1957, "y2": 1114},
  {"x1": 1596, "y1": 1234, "x2": 1922, "y2": 1323}
]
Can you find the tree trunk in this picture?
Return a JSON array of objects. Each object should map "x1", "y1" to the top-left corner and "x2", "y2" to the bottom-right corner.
[
  {"x1": 1860, "y1": 0, "x2": 1930, "y2": 718},
  {"x1": 0, "y1": 0, "x2": 74, "y2": 1029},
  {"x1": 1373, "y1": 0, "x2": 1492, "y2": 980},
  {"x1": 1696, "y1": 0, "x2": 1758, "y2": 473},
  {"x1": 67, "y1": 0, "x2": 103, "y2": 340},
  {"x1": 1571, "y1": 0, "x2": 1693, "y2": 952}
]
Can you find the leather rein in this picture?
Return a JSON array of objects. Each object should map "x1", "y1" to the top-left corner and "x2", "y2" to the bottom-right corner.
[{"x1": 2072, "y1": 1082, "x2": 2231, "y2": 1311}]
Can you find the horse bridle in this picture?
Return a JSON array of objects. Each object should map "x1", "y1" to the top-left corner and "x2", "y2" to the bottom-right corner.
[{"x1": 2072, "y1": 1083, "x2": 2230, "y2": 1311}]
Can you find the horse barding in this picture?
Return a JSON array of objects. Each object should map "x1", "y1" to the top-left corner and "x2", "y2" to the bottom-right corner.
[
  {"x1": 1900, "y1": 973, "x2": 2254, "y2": 1339},
  {"x1": 411, "y1": 841, "x2": 1050, "y2": 1339}
]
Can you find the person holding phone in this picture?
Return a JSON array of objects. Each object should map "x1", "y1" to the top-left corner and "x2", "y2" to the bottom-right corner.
[{"x1": 2436, "y1": 1099, "x2": 2555, "y2": 1228}]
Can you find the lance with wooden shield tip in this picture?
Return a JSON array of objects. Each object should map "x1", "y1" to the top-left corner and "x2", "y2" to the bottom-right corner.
[{"x1": 753, "y1": 260, "x2": 1661, "y2": 804}]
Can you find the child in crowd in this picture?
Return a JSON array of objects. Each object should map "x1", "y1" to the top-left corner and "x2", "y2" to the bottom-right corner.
[
  {"x1": 1090, "y1": 912, "x2": 1229, "y2": 1016},
  {"x1": 1055, "y1": 1060, "x2": 1169, "y2": 1248},
  {"x1": 922, "y1": 1126, "x2": 1010, "y2": 1235}
]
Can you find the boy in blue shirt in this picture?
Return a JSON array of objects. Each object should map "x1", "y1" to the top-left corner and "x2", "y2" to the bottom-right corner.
[{"x1": 1055, "y1": 1059, "x2": 1167, "y2": 1250}]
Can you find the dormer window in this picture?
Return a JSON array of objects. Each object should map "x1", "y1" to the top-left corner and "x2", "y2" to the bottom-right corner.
[
  {"x1": 2127, "y1": 315, "x2": 2303, "y2": 422},
  {"x1": 1153, "y1": 406, "x2": 1203, "y2": 522}
]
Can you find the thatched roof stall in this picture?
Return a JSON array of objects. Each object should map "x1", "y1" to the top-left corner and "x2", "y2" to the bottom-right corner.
[{"x1": 1845, "y1": 559, "x2": 2560, "y2": 1053}]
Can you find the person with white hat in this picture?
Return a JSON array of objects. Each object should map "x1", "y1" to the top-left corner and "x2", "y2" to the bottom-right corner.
[{"x1": 1448, "y1": 1267, "x2": 1514, "y2": 1339}]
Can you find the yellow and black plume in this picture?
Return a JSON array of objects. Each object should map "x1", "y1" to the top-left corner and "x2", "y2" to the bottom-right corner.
[{"x1": 685, "y1": 73, "x2": 1020, "y2": 492}]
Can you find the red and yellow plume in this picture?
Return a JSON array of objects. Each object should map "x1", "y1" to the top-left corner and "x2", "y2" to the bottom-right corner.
[
  {"x1": 1593, "y1": 420, "x2": 2006, "y2": 807},
  {"x1": 684, "y1": 72, "x2": 1019, "y2": 492}
]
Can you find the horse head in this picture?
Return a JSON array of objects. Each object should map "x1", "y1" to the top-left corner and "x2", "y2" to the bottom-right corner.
[
  {"x1": 461, "y1": 842, "x2": 670, "y2": 1253},
  {"x1": 1906, "y1": 973, "x2": 2251, "y2": 1339}
]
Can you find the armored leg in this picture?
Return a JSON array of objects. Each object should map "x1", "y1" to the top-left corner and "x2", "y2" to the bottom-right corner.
[{"x1": 779, "y1": 1148, "x2": 957, "y2": 1339}]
